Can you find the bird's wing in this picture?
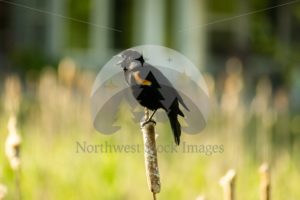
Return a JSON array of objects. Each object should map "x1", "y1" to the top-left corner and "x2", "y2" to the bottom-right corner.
[{"x1": 143, "y1": 64, "x2": 189, "y2": 111}]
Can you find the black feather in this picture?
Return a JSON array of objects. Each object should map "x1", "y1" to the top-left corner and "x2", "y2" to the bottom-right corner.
[
  {"x1": 167, "y1": 99, "x2": 183, "y2": 145},
  {"x1": 168, "y1": 111, "x2": 181, "y2": 145},
  {"x1": 121, "y1": 49, "x2": 188, "y2": 145}
]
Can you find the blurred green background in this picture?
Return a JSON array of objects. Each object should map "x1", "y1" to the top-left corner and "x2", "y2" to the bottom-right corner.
[{"x1": 0, "y1": 0, "x2": 300, "y2": 199}]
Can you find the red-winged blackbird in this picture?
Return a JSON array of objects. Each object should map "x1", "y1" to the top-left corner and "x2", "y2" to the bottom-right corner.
[{"x1": 118, "y1": 49, "x2": 189, "y2": 145}]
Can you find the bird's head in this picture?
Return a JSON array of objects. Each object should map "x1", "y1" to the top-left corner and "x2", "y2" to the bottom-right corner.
[{"x1": 116, "y1": 49, "x2": 145, "y2": 71}]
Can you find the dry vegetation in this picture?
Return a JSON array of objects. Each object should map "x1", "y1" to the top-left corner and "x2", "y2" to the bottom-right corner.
[{"x1": 0, "y1": 57, "x2": 299, "y2": 199}]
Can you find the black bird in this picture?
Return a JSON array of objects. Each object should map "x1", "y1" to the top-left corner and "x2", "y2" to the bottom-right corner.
[{"x1": 118, "y1": 49, "x2": 189, "y2": 145}]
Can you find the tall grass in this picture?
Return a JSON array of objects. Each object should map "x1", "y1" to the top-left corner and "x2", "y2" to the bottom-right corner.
[{"x1": 0, "y1": 57, "x2": 299, "y2": 199}]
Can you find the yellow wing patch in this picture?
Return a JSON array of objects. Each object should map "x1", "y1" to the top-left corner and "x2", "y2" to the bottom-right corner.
[{"x1": 133, "y1": 72, "x2": 152, "y2": 86}]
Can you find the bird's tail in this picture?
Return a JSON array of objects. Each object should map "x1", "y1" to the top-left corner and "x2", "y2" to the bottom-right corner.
[{"x1": 168, "y1": 110, "x2": 181, "y2": 145}]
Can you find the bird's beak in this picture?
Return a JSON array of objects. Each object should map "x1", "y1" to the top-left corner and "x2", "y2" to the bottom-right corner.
[{"x1": 115, "y1": 54, "x2": 124, "y2": 65}]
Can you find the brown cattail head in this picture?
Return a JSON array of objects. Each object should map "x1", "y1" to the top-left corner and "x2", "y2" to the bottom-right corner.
[
  {"x1": 5, "y1": 115, "x2": 22, "y2": 171},
  {"x1": 0, "y1": 184, "x2": 7, "y2": 200},
  {"x1": 58, "y1": 57, "x2": 77, "y2": 88},
  {"x1": 219, "y1": 169, "x2": 236, "y2": 200},
  {"x1": 140, "y1": 109, "x2": 160, "y2": 198}
]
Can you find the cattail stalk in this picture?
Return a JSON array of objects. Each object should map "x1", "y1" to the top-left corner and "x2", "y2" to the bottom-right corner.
[
  {"x1": 140, "y1": 109, "x2": 160, "y2": 200},
  {"x1": 5, "y1": 115, "x2": 22, "y2": 200},
  {"x1": 219, "y1": 169, "x2": 236, "y2": 200},
  {"x1": 0, "y1": 184, "x2": 7, "y2": 200},
  {"x1": 259, "y1": 163, "x2": 270, "y2": 200},
  {"x1": 4, "y1": 75, "x2": 22, "y2": 115}
]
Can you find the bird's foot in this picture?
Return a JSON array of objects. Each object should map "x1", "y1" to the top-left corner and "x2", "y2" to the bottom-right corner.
[{"x1": 141, "y1": 119, "x2": 156, "y2": 127}]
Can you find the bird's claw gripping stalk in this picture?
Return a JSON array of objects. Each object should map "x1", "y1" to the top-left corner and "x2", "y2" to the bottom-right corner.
[
  {"x1": 141, "y1": 119, "x2": 157, "y2": 127},
  {"x1": 141, "y1": 108, "x2": 157, "y2": 127}
]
